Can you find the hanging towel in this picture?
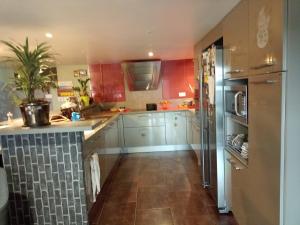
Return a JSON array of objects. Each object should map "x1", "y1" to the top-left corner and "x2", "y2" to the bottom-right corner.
[{"x1": 90, "y1": 153, "x2": 101, "y2": 202}]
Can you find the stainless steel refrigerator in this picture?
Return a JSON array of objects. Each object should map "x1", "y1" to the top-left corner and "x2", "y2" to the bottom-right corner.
[{"x1": 200, "y1": 43, "x2": 227, "y2": 213}]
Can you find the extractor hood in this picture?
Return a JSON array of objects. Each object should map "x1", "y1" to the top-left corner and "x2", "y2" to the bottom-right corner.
[{"x1": 121, "y1": 60, "x2": 161, "y2": 91}]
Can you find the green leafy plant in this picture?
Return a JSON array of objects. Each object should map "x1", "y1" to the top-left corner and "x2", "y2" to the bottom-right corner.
[
  {"x1": 73, "y1": 78, "x2": 90, "y2": 96},
  {"x1": 1, "y1": 37, "x2": 56, "y2": 104}
]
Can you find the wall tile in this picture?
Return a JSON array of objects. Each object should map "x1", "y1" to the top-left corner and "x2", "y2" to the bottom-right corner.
[{"x1": 0, "y1": 132, "x2": 88, "y2": 225}]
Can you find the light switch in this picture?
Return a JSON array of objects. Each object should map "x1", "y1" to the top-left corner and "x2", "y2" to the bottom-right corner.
[{"x1": 179, "y1": 92, "x2": 186, "y2": 97}]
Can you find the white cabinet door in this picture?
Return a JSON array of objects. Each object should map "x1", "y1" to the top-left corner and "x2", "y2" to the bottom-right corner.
[
  {"x1": 165, "y1": 111, "x2": 187, "y2": 145},
  {"x1": 186, "y1": 113, "x2": 193, "y2": 145},
  {"x1": 123, "y1": 113, "x2": 165, "y2": 127},
  {"x1": 124, "y1": 126, "x2": 166, "y2": 147}
]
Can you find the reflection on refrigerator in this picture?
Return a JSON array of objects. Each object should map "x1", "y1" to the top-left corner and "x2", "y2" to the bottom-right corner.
[{"x1": 200, "y1": 39, "x2": 228, "y2": 213}]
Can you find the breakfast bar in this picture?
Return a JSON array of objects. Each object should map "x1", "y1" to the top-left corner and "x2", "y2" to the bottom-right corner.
[{"x1": 0, "y1": 118, "x2": 110, "y2": 225}]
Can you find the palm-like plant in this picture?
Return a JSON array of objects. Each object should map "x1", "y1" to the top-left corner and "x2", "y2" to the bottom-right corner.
[
  {"x1": 1, "y1": 37, "x2": 56, "y2": 103},
  {"x1": 73, "y1": 78, "x2": 90, "y2": 96}
]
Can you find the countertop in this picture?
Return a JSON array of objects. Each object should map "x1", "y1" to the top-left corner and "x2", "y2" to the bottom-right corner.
[{"x1": 0, "y1": 108, "x2": 196, "y2": 136}]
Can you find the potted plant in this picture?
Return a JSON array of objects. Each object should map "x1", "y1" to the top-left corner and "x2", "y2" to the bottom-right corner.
[
  {"x1": 1, "y1": 38, "x2": 57, "y2": 127},
  {"x1": 73, "y1": 78, "x2": 91, "y2": 107}
]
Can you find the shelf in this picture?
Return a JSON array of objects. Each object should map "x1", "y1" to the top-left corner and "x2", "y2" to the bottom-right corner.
[
  {"x1": 225, "y1": 113, "x2": 248, "y2": 127},
  {"x1": 225, "y1": 145, "x2": 248, "y2": 167}
]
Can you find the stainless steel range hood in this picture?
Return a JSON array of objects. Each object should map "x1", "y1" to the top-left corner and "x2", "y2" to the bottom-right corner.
[{"x1": 121, "y1": 60, "x2": 161, "y2": 91}]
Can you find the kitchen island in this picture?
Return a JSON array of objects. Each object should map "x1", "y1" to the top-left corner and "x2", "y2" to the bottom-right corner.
[
  {"x1": 0, "y1": 115, "x2": 119, "y2": 225},
  {"x1": 0, "y1": 108, "x2": 199, "y2": 225}
]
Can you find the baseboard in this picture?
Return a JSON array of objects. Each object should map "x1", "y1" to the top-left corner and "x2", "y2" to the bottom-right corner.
[{"x1": 123, "y1": 145, "x2": 192, "y2": 153}]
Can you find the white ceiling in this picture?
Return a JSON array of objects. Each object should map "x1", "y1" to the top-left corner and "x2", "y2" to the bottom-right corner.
[{"x1": 0, "y1": 0, "x2": 240, "y2": 65}]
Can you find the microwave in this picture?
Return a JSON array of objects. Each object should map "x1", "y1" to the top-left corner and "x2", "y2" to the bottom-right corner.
[{"x1": 225, "y1": 84, "x2": 247, "y2": 124}]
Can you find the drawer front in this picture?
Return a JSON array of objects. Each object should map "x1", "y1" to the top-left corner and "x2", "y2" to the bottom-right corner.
[
  {"x1": 123, "y1": 113, "x2": 165, "y2": 127},
  {"x1": 165, "y1": 111, "x2": 186, "y2": 123},
  {"x1": 124, "y1": 126, "x2": 166, "y2": 147}
]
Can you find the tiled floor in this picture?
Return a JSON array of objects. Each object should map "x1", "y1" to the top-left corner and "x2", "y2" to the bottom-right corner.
[{"x1": 90, "y1": 151, "x2": 238, "y2": 225}]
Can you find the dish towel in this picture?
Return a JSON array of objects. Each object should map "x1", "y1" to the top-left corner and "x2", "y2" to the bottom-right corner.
[{"x1": 90, "y1": 153, "x2": 101, "y2": 202}]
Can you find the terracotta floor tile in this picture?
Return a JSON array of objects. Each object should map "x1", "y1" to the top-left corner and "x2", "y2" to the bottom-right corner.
[
  {"x1": 138, "y1": 171, "x2": 166, "y2": 187},
  {"x1": 135, "y1": 208, "x2": 174, "y2": 225},
  {"x1": 105, "y1": 182, "x2": 138, "y2": 204},
  {"x1": 137, "y1": 186, "x2": 171, "y2": 209},
  {"x1": 92, "y1": 151, "x2": 238, "y2": 225},
  {"x1": 98, "y1": 202, "x2": 136, "y2": 225},
  {"x1": 172, "y1": 214, "x2": 215, "y2": 225}
]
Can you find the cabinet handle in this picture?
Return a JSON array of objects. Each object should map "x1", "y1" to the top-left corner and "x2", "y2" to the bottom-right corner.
[
  {"x1": 226, "y1": 69, "x2": 244, "y2": 74},
  {"x1": 174, "y1": 123, "x2": 177, "y2": 127},
  {"x1": 250, "y1": 79, "x2": 278, "y2": 85},
  {"x1": 141, "y1": 133, "x2": 146, "y2": 137},
  {"x1": 250, "y1": 62, "x2": 274, "y2": 70},
  {"x1": 226, "y1": 158, "x2": 245, "y2": 170},
  {"x1": 174, "y1": 117, "x2": 178, "y2": 120}
]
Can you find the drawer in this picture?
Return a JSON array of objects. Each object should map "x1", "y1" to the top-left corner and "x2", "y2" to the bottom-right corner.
[
  {"x1": 165, "y1": 111, "x2": 186, "y2": 123},
  {"x1": 123, "y1": 113, "x2": 165, "y2": 127},
  {"x1": 124, "y1": 126, "x2": 166, "y2": 147}
]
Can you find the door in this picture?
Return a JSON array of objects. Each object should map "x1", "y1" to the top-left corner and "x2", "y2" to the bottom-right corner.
[
  {"x1": 124, "y1": 127, "x2": 166, "y2": 147},
  {"x1": 249, "y1": 0, "x2": 284, "y2": 74},
  {"x1": 247, "y1": 73, "x2": 281, "y2": 225},
  {"x1": 223, "y1": 0, "x2": 249, "y2": 79},
  {"x1": 165, "y1": 112, "x2": 187, "y2": 145}
]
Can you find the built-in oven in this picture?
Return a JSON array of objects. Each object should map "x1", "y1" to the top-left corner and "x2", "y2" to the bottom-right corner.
[{"x1": 225, "y1": 84, "x2": 247, "y2": 125}]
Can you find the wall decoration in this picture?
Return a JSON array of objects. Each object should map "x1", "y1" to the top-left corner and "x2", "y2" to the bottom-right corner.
[
  {"x1": 257, "y1": 7, "x2": 270, "y2": 49},
  {"x1": 74, "y1": 69, "x2": 88, "y2": 77},
  {"x1": 57, "y1": 81, "x2": 74, "y2": 97}
]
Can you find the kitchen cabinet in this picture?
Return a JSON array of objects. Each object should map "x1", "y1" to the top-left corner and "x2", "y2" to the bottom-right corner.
[
  {"x1": 186, "y1": 112, "x2": 193, "y2": 145},
  {"x1": 223, "y1": 0, "x2": 249, "y2": 79},
  {"x1": 162, "y1": 59, "x2": 194, "y2": 99},
  {"x1": 124, "y1": 127, "x2": 166, "y2": 147},
  {"x1": 230, "y1": 73, "x2": 282, "y2": 225},
  {"x1": 165, "y1": 111, "x2": 187, "y2": 145},
  {"x1": 123, "y1": 112, "x2": 166, "y2": 147},
  {"x1": 249, "y1": 0, "x2": 284, "y2": 74},
  {"x1": 89, "y1": 63, "x2": 125, "y2": 103},
  {"x1": 123, "y1": 113, "x2": 165, "y2": 127}
]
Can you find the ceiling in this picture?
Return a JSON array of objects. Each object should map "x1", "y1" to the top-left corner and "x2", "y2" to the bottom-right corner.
[{"x1": 0, "y1": 0, "x2": 240, "y2": 65}]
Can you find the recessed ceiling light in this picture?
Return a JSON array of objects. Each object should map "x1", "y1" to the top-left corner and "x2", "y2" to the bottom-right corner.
[
  {"x1": 148, "y1": 51, "x2": 154, "y2": 57},
  {"x1": 45, "y1": 32, "x2": 53, "y2": 38}
]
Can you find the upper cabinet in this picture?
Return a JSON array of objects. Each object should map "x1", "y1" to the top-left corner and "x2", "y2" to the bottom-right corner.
[
  {"x1": 89, "y1": 63, "x2": 126, "y2": 103},
  {"x1": 223, "y1": 0, "x2": 249, "y2": 79},
  {"x1": 162, "y1": 59, "x2": 194, "y2": 99},
  {"x1": 249, "y1": 0, "x2": 284, "y2": 74}
]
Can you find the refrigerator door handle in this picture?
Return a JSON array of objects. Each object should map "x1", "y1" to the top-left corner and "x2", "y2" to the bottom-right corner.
[{"x1": 234, "y1": 91, "x2": 243, "y2": 117}]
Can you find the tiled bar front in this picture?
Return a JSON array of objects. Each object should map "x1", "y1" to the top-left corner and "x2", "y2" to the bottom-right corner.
[{"x1": 0, "y1": 132, "x2": 88, "y2": 225}]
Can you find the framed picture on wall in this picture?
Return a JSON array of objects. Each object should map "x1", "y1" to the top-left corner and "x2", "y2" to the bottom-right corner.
[{"x1": 74, "y1": 69, "x2": 87, "y2": 77}]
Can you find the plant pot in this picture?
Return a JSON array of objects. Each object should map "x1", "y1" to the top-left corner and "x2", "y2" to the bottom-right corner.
[
  {"x1": 19, "y1": 101, "x2": 50, "y2": 127},
  {"x1": 80, "y1": 96, "x2": 90, "y2": 107}
]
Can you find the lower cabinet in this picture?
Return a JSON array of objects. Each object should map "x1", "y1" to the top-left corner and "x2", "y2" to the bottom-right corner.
[
  {"x1": 187, "y1": 113, "x2": 193, "y2": 145},
  {"x1": 124, "y1": 126, "x2": 166, "y2": 147},
  {"x1": 192, "y1": 123, "x2": 201, "y2": 165},
  {"x1": 165, "y1": 111, "x2": 187, "y2": 145}
]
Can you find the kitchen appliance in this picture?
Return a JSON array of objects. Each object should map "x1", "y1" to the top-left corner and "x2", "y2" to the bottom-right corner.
[
  {"x1": 146, "y1": 103, "x2": 157, "y2": 111},
  {"x1": 121, "y1": 60, "x2": 161, "y2": 91},
  {"x1": 225, "y1": 84, "x2": 247, "y2": 124},
  {"x1": 199, "y1": 40, "x2": 228, "y2": 213}
]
